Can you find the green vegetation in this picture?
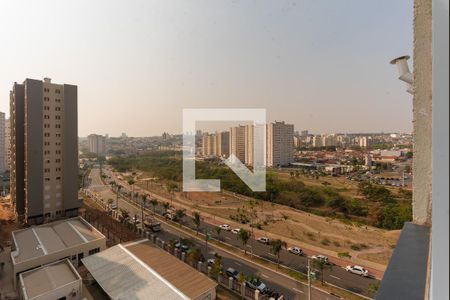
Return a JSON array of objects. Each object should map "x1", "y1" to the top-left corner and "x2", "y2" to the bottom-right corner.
[{"x1": 110, "y1": 152, "x2": 411, "y2": 230}]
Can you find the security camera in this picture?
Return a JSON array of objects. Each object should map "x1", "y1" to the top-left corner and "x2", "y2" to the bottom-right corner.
[{"x1": 390, "y1": 55, "x2": 413, "y2": 94}]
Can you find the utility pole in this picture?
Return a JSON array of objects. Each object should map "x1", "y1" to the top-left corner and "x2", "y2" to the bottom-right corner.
[{"x1": 307, "y1": 257, "x2": 312, "y2": 300}]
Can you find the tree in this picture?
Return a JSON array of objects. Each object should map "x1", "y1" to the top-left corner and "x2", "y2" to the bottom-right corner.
[
  {"x1": 150, "y1": 198, "x2": 158, "y2": 214},
  {"x1": 107, "y1": 198, "x2": 114, "y2": 206},
  {"x1": 237, "y1": 229, "x2": 251, "y2": 254},
  {"x1": 119, "y1": 209, "x2": 129, "y2": 223},
  {"x1": 210, "y1": 253, "x2": 222, "y2": 277},
  {"x1": 215, "y1": 226, "x2": 222, "y2": 241},
  {"x1": 193, "y1": 211, "x2": 201, "y2": 235},
  {"x1": 128, "y1": 179, "x2": 135, "y2": 202},
  {"x1": 175, "y1": 209, "x2": 186, "y2": 224},
  {"x1": 271, "y1": 239, "x2": 287, "y2": 267},
  {"x1": 187, "y1": 247, "x2": 204, "y2": 266},
  {"x1": 141, "y1": 194, "x2": 147, "y2": 229},
  {"x1": 163, "y1": 202, "x2": 170, "y2": 213},
  {"x1": 116, "y1": 185, "x2": 122, "y2": 208},
  {"x1": 312, "y1": 257, "x2": 332, "y2": 285}
]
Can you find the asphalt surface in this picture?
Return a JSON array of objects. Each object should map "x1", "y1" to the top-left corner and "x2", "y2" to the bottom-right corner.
[{"x1": 88, "y1": 167, "x2": 376, "y2": 299}]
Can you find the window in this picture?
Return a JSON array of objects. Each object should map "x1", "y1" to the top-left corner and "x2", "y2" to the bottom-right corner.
[
  {"x1": 55, "y1": 89, "x2": 61, "y2": 94},
  {"x1": 55, "y1": 107, "x2": 61, "y2": 111},
  {"x1": 44, "y1": 106, "x2": 50, "y2": 111},
  {"x1": 44, "y1": 88, "x2": 50, "y2": 93},
  {"x1": 55, "y1": 98, "x2": 61, "y2": 103},
  {"x1": 88, "y1": 248, "x2": 100, "y2": 255},
  {"x1": 44, "y1": 177, "x2": 50, "y2": 181},
  {"x1": 44, "y1": 97, "x2": 50, "y2": 102},
  {"x1": 44, "y1": 132, "x2": 50, "y2": 137},
  {"x1": 55, "y1": 115, "x2": 61, "y2": 120},
  {"x1": 44, "y1": 115, "x2": 50, "y2": 119}
]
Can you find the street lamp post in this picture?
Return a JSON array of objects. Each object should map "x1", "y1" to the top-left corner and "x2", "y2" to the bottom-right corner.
[{"x1": 307, "y1": 257, "x2": 312, "y2": 300}]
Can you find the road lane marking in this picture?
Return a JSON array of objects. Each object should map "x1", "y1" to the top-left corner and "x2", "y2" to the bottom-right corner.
[
  {"x1": 261, "y1": 274, "x2": 270, "y2": 279},
  {"x1": 268, "y1": 253, "x2": 276, "y2": 257},
  {"x1": 293, "y1": 288, "x2": 304, "y2": 294},
  {"x1": 329, "y1": 275, "x2": 341, "y2": 280},
  {"x1": 234, "y1": 262, "x2": 242, "y2": 266}
]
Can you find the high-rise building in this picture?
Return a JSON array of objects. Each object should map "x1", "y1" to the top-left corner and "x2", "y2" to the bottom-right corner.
[
  {"x1": 88, "y1": 134, "x2": 107, "y2": 156},
  {"x1": 10, "y1": 78, "x2": 80, "y2": 224},
  {"x1": 359, "y1": 136, "x2": 370, "y2": 148},
  {"x1": 201, "y1": 133, "x2": 216, "y2": 156},
  {"x1": 267, "y1": 121, "x2": 294, "y2": 167},
  {"x1": 5, "y1": 118, "x2": 10, "y2": 171},
  {"x1": 215, "y1": 131, "x2": 230, "y2": 158},
  {"x1": 312, "y1": 135, "x2": 323, "y2": 147},
  {"x1": 230, "y1": 125, "x2": 246, "y2": 163},
  {"x1": 300, "y1": 130, "x2": 309, "y2": 137},
  {"x1": 0, "y1": 112, "x2": 5, "y2": 173},
  {"x1": 244, "y1": 125, "x2": 254, "y2": 166}
]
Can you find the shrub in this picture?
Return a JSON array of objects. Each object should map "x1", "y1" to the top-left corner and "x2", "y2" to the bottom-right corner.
[{"x1": 350, "y1": 244, "x2": 361, "y2": 251}]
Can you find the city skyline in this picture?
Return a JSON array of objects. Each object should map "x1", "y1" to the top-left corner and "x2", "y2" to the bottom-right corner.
[{"x1": 0, "y1": 0, "x2": 413, "y2": 137}]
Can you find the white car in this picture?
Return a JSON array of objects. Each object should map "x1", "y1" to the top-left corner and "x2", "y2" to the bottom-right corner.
[
  {"x1": 257, "y1": 237, "x2": 270, "y2": 244},
  {"x1": 219, "y1": 224, "x2": 231, "y2": 231},
  {"x1": 345, "y1": 265, "x2": 369, "y2": 277},
  {"x1": 231, "y1": 228, "x2": 241, "y2": 234},
  {"x1": 311, "y1": 255, "x2": 329, "y2": 263},
  {"x1": 287, "y1": 246, "x2": 303, "y2": 256}
]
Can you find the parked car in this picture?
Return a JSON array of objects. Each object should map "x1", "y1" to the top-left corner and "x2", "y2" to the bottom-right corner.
[
  {"x1": 311, "y1": 255, "x2": 329, "y2": 263},
  {"x1": 257, "y1": 237, "x2": 270, "y2": 244},
  {"x1": 175, "y1": 242, "x2": 190, "y2": 253},
  {"x1": 225, "y1": 267, "x2": 239, "y2": 280},
  {"x1": 110, "y1": 204, "x2": 118, "y2": 210},
  {"x1": 219, "y1": 224, "x2": 231, "y2": 231},
  {"x1": 207, "y1": 258, "x2": 215, "y2": 266},
  {"x1": 131, "y1": 216, "x2": 140, "y2": 224},
  {"x1": 231, "y1": 228, "x2": 241, "y2": 234},
  {"x1": 287, "y1": 246, "x2": 303, "y2": 256},
  {"x1": 346, "y1": 265, "x2": 369, "y2": 277},
  {"x1": 246, "y1": 278, "x2": 269, "y2": 294}
]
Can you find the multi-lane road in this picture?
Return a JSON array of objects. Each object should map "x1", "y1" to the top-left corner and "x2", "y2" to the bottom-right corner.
[{"x1": 87, "y1": 167, "x2": 376, "y2": 299}]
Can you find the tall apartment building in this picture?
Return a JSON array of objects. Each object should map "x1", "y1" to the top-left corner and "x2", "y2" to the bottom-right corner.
[
  {"x1": 312, "y1": 135, "x2": 323, "y2": 147},
  {"x1": 215, "y1": 131, "x2": 230, "y2": 158},
  {"x1": 10, "y1": 78, "x2": 80, "y2": 224},
  {"x1": 0, "y1": 112, "x2": 5, "y2": 173},
  {"x1": 201, "y1": 133, "x2": 216, "y2": 156},
  {"x1": 88, "y1": 134, "x2": 106, "y2": 156},
  {"x1": 5, "y1": 118, "x2": 10, "y2": 171},
  {"x1": 267, "y1": 121, "x2": 294, "y2": 167},
  {"x1": 244, "y1": 125, "x2": 254, "y2": 166},
  {"x1": 230, "y1": 125, "x2": 246, "y2": 163}
]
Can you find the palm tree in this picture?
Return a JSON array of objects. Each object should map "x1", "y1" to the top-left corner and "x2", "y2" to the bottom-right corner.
[
  {"x1": 187, "y1": 247, "x2": 204, "y2": 266},
  {"x1": 271, "y1": 239, "x2": 287, "y2": 267},
  {"x1": 237, "y1": 229, "x2": 251, "y2": 254},
  {"x1": 150, "y1": 198, "x2": 158, "y2": 214},
  {"x1": 128, "y1": 179, "x2": 135, "y2": 202},
  {"x1": 210, "y1": 253, "x2": 222, "y2": 277},
  {"x1": 312, "y1": 257, "x2": 332, "y2": 285},
  {"x1": 116, "y1": 185, "x2": 122, "y2": 208},
  {"x1": 141, "y1": 194, "x2": 147, "y2": 230},
  {"x1": 193, "y1": 211, "x2": 201, "y2": 235},
  {"x1": 175, "y1": 209, "x2": 186, "y2": 224},
  {"x1": 215, "y1": 226, "x2": 222, "y2": 241},
  {"x1": 163, "y1": 202, "x2": 170, "y2": 213}
]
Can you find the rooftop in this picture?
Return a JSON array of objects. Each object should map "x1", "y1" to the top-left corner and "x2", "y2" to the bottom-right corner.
[
  {"x1": 11, "y1": 216, "x2": 104, "y2": 264},
  {"x1": 82, "y1": 239, "x2": 217, "y2": 300},
  {"x1": 19, "y1": 259, "x2": 81, "y2": 300}
]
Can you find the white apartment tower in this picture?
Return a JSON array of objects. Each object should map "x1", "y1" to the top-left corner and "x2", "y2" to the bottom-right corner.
[
  {"x1": 88, "y1": 134, "x2": 107, "y2": 156},
  {"x1": 267, "y1": 121, "x2": 294, "y2": 167},
  {"x1": 10, "y1": 78, "x2": 80, "y2": 225}
]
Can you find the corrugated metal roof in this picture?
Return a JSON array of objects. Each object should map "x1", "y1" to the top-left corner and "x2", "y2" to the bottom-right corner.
[{"x1": 82, "y1": 244, "x2": 189, "y2": 300}]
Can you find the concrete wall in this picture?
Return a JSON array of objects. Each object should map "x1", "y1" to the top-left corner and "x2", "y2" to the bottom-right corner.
[
  {"x1": 62, "y1": 84, "x2": 80, "y2": 212},
  {"x1": 412, "y1": 0, "x2": 432, "y2": 225},
  {"x1": 24, "y1": 79, "x2": 44, "y2": 223},
  {"x1": 10, "y1": 83, "x2": 25, "y2": 218}
]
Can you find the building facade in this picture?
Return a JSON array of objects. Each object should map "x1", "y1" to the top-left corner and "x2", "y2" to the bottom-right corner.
[
  {"x1": 267, "y1": 121, "x2": 294, "y2": 167},
  {"x1": 87, "y1": 134, "x2": 106, "y2": 156},
  {"x1": 10, "y1": 78, "x2": 80, "y2": 224},
  {"x1": 0, "y1": 112, "x2": 5, "y2": 173},
  {"x1": 230, "y1": 125, "x2": 246, "y2": 163},
  {"x1": 5, "y1": 117, "x2": 10, "y2": 171}
]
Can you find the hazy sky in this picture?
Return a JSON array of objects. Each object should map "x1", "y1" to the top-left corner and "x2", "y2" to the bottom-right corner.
[{"x1": 0, "y1": 0, "x2": 413, "y2": 137}]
